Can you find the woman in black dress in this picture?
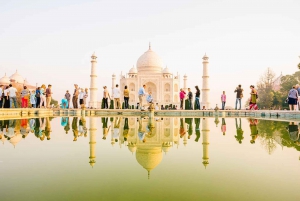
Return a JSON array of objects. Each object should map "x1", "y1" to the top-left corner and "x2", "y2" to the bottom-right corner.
[{"x1": 3, "y1": 86, "x2": 10, "y2": 108}]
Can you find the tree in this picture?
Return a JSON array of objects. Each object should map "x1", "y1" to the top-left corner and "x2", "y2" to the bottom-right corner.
[{"x1": 257, "y1": 68, "x2": 275, "y2": 109}]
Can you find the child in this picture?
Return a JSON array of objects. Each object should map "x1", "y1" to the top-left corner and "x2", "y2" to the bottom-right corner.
[
  {"x1": 30, "y1": 90, "x2": 36, "y2": 108},
  {"x1": 61, "y1": 97, "x2": 68, "y2": 109}
]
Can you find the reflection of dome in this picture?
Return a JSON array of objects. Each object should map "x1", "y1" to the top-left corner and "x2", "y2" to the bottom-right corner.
[
  {"x1": 128, "y1": 144, "x2": 137, "y2": 153},
  {"x1": 162, "y1": 145, "x2": 171, "y2": 153},
  {"x1": 10, "y1": 70, "x2": 24, "y2": 84},
  {"x1": 136, "y1": 147, "x2": 162, "y2": 179},
  {"x1": 129, "y1": 66, "x2": 138, "y2": 74},
  {"x1": 0, "y1": 73, "x2": 10, "y2": 85},
  {"x1": 9, "y1": 134, "x2": 22, "y2": 147},
  {"x1": 136, "y1": 45, "x2": 163, "y2": 73},
  {"x1": 163, "y1": 66, "x2": 170, "y2": 74}
]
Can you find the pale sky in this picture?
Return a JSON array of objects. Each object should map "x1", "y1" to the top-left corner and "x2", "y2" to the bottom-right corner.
[{"x1": 0, "y1": 0, "x2": 299, "y2": 108}]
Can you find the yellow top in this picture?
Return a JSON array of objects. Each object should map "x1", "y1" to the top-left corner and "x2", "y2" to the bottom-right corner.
[{"x1": 124, "y1": 89, "x2": 129, "y2": 97}]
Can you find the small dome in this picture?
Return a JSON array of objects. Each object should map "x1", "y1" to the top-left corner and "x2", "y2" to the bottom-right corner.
[
  {"x1": 0, "y1": 73, "x2": 10, "y2": 85},
  {"x1": 163, "y1": 66, "x2": 170, "y2": 74},
  {"x1": 24, "y1": 78, "x2": 30, "y2": 86},
  {"x1": 10, "y1": 70, "x2": 24, "y2": 84},
  {"x1": 162, "y1": 146, "x2": 171, "y2": 153},
  {"x1": 129, "y1": 66, "x2": 137, "y2": 74},
  {"x1": 136, "y1": 45, "x2": 163, "y2": 73}
]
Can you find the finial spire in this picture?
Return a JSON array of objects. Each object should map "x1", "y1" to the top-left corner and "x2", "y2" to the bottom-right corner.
[{"x1": 149, "y1": 42, "x2": 151, "y2": 50}]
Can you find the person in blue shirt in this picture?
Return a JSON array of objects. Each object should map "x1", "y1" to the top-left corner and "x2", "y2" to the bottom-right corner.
[{"x1": 138, "y1": 84, "x2": 146, "y2": 110}]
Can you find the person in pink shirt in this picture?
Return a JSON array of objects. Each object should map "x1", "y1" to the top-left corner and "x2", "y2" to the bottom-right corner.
[
  {"x1": 179, "y1": 88, "x2": 186, "y2": 110},
  {"x1": 221, "y1": 91, "x2": 226, "y2": 110}
]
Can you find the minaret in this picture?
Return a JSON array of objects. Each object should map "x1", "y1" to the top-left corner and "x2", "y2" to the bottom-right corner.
[
  {"x1": 89, "y1": 53, "x2": 98, "y2": 108},
  {"x1": 89, "y1": 118, "x2": 97, "y2": 167},
  {"x1": 201, "y1": 54, "x2": 210, "y2": 109},
  {"x1": 183, "y1": 74, "x2": 187, "y2": 91},
  {"x1": 202, "y1": 118, "x2": 210, "y2": 168}
]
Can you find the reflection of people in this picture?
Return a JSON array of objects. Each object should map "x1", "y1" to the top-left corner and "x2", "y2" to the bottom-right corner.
[
  {"x1": 123, "y1": 118, "x2": 129, "y2": 141},
  {"x1": 195, "y1": 118, "x2": 201, "y2": 142},
  {"x1": 288, "y1": 122, "x2": 299, "y2": 142},
  {"x1": 5, "y1": 120, "x2": 16, "y2": 140},
  {"x1": 185, "y1": 118, "x2": 193, "y2": 139},
  {"x1": 64, "y1": 117, "x2": 70, "y2": 134},
  {"x1": 221, "y1": 118, "x2": 226, "y2": 135},
  {"x1": 249, "y1": 119, "x2": 258, "y2": 144},
  {"x1": 72, "y1": 117, "x2": 78, "y2": 141},
  {"x1": 39, "y1": 118, "x2": 46, "y2": 141},
  {"x1": 234, "y1": 118, "x2": 244, "y2": 144},
  {"x1": 45, "y1": 117, "x2": 51, "y2": 140},
  {"x1": 113, "y1": 117, "x2": 120, "y2": 142},
  {"x1": 138, "y1": 117, "x2": 146, "y2": 143},
  {"x1": 102, "y1": 117, "x2": 110, "y2": 140},
  {"x1": 179, "y1": 118, "x2": 186, "y2": 138}
]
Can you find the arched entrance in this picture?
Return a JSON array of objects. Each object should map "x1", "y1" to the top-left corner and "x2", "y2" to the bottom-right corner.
[{"x1": 144, "y1": 82, "x2": 157, "y2": 102}]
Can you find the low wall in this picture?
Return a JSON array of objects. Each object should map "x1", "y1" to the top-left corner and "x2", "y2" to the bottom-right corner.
[{"x1": 0, "y1": 108, "x2": 300, "y2": 121}]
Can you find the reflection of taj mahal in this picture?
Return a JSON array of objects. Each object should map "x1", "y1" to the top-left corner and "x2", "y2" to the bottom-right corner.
[{"x1": 87, "y1": 116, "x2": 211, "y2": 178}]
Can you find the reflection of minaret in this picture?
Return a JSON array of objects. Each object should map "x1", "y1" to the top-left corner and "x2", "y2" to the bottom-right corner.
[
  {"x1": 89, "y1": 118, "x2": 97, "y2": 167},
  {"x1": 202, "y1": 118, "x2": 210, "y2": 168}
]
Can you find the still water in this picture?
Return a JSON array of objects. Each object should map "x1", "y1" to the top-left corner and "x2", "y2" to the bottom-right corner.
[{"x1": 0, "y1": 116, "x2": 300, "y2": 201}]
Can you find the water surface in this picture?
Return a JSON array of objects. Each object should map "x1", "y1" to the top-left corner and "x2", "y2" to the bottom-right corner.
[{"x1": 0, "y1": 116, "x2": 299, "y2": 201}]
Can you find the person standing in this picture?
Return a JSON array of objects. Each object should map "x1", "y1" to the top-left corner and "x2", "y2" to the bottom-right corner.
[
  {"x1": 296, "y1": 84, "x2": 300, "y2": 110},
  {"x1": 3, "y1": 86, "x2": 10, "y2": 108},
  {"x1": 8, "y1": 84, "x2": 18, "y2": 108},
  {"x1": 179, "y1": 88, "x2": 186, "y2": 110},
  {"x1": 30, "y1": 90, "x2": 36, "y2": 108},
  {"x1": 0, "y1": 85, "x2": 3, "y2": 108},
  {"x1": 79, "y1": 88, "x2": 85, "y2": 109},
  {"x1": 288, "y1": 85, "x2": 298, "y2": 111},
  {"x1": 72, "y1": 84, "x2": 79, "y2": 109},
  {"x1": 84, "y1": 88, "x2": 88, "y2": 108},
  {"x1": 234, "y1": 84, "x2": 243, "y2": 110},
  {"x1": 112, "y1": 84, "x2": 121, "y2": 109},
  {"x1": 123, "y1": 85, "x2": 129, "y2": 109},
  {"x1": 138, "y1": 84, "x2": 146, "y2": 110},
  {"x1": 195, "y1": 86, "x2": 200, "y2": 110},
  {"x1": 65, "y1": 90, "x2": 71, "y2": 109},
  {"x1": 249, "y1": 85, "x2": 258, "y2": 110},
  {"x1": 187, "y1": 88, "x2": 193, "y2": 110},
  {"x1": 40, "y1": 84, "x2": 46, "y2": 108},
  {"x1": 21, "y1": 86, "x2": 29, "y2": 108},
  {"x1": 45, "y1": 84, "x2": 52, "y2": 108},
  {"x1": 221, "y1": 91, "x2": 226, "y2": 110},
  {"x1": 35, "y1": 87, "x2": 41, "y2": 108},
  {"x1": 103, "y1": 86, "x2": 111, "y2": 109}
]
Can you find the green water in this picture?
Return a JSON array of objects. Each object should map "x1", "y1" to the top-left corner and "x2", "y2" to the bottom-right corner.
[{"x1": 0, "y1": 116, "x2": 299, "y2": 201}]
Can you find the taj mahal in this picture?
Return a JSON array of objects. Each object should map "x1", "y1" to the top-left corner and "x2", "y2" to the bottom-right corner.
[{"x1": 89, "y1": 44, "x2": 210, "y2": 109}]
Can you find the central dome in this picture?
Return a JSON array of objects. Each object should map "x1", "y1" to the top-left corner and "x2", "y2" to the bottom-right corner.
[{"x1": 136, "y1": 45, "x2": 163, "y2": 73}]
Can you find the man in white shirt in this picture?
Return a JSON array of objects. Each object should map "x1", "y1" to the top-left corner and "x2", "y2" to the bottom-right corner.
[
  {"x1": 0, "y1": 85, "x2": 3, "y2": 108},
  {"x1": 8, "y1": 84, "x2": 18, "y2": 108},
  {"x1": 112, "y1": 84, "x2": 121, "y2": 109}
]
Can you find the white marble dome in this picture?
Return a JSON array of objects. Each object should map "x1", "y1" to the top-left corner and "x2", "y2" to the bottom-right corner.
[
  {"x1": 163, "y1": 66, "x2": 170, "y2": 74},
  {"x1": 9, "y1": 70, "x2": 24, "y2": 84},
  {"x1": 136, "y1": 45, "x2": 163, "y2": 73},
  {"x1": 129, "y1": 66, "x2": 137, "y2": 74},
  {"x1": 0, "y1": 73, "x2": 10, "y2": 85}
]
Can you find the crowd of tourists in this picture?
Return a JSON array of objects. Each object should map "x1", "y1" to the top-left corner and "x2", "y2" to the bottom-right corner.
[
  {"x1": 0, "y1": 84, "x2": 53, "y2": 109},
  {"x1": 1, "y1": 82, "x2": 299, "y2": 111}
]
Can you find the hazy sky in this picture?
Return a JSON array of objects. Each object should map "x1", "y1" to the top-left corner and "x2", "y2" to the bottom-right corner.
[{"x1": 0, "y1": 0, "x2": 299, "y2": 107}]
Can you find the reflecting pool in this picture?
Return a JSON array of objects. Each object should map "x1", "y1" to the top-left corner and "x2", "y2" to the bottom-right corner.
[{"x1": 0, "y1": 116, "x2": 300, "y2": 201}]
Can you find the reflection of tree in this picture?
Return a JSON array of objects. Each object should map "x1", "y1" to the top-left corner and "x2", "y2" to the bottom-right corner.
[{"x1": 257, "y1": 120, "x2": 291, "y2": 154}]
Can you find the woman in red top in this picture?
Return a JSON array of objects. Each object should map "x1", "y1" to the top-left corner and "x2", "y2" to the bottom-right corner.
[{"x1": 179, "y1": 88, "x2": 186, "y2": 110}]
